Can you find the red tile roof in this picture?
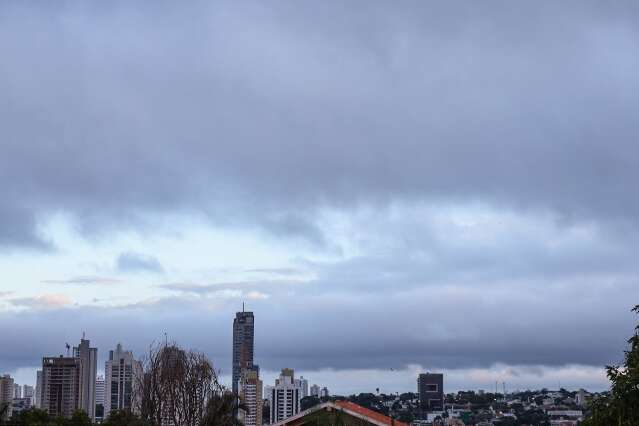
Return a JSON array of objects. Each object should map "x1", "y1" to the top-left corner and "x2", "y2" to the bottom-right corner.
[{"x1": 334, "y1": 400, "x2": 409, "y2": 426}]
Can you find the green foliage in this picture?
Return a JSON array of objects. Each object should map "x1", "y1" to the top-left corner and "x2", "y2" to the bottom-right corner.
[
  {"x1": 583, "y1": 304, "x2": 639, "y2": 425},
  {"x1": 3, "y1": 408, "x2": 83, "y2": 426},
  {"x1": 65, "y1": 411, "x2": 92, "y2": 426},
  {"x1": 301, "y1": 396, "x2": 321, "y2": 411},
  {"x1": 102, "y1": 411, "x2": 148, "y2": 426},
  {"x1": 201, "y1": 392, "x2": 243, "y2": 426}
]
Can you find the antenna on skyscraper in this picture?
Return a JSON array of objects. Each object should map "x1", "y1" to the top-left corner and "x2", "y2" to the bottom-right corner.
[{"x1": 65, "y1": 343, "x2": 70, "y2": 356}]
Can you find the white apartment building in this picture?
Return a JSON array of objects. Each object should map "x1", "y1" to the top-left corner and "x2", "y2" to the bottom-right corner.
[
  {"x1": 73, "y1": 337, "x2": 98, "y2": 421},
  {"x1": 13, "y1": 383, "x2": 22, "y2": 399},
  {"x1": 23, "y1": 385, "x2": 34, "y2": 399},
  {"x1": 265, "y1": 369, "x2": 302, "y2": 424},
  {"x1": 294, "y1": 376, "x2": 309, "y2": 398},
  {"x1": 95, "y1": 375, "x2": 105, "y2": 421},
  {"x1": 105, "y1": 344, "x2": 143, "y2": 415},
  {"x1": 238, "y1": 368, "x2": 263, "y2": 426},
  {"x1": 35, "y1": 371, "x2": 42, "y2": 409}
]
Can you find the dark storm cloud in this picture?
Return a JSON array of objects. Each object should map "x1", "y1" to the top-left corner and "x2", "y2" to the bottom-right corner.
[
  {"x1": 1, "y1": 1, "x2": 639, "y2": 248},
  {"x1": 116, "y1": 252, "x2": 164, "y2": 274},
  {"x1": 0, "y1": 283, "x2": 635, "y2": 375},
  {"x1": 2, "y1": 0, "x2": 639, "y2": 386}
]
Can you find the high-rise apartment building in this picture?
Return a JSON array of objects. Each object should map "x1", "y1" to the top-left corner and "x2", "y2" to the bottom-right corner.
[
  {"x1": 0, "y1": 375, "x2": 15, "y2": 420},
  {"x1": 295, "y1": 377, "x2": 308, "y2": 398},
  {"x1": 232, "y1": 310, "x2": 255, "y2": 395},
  {"x1": 310, "y1": 384, "x2": 320, "y2": 398},
  {"x1": 265, "y1": 369, "x2": 302, "y2": 424},
  {"x1": 95, "y1": 375, "x2": 105, "y2": 422},
  {"x1": 23, "y1": 385, "x2": 34, "y2": 399},
  {"x1": 74, "y1": 338, "x2": 98, "y2": 421},
  {"x1": 41, "y1": 356, "x2": 83, "y2": 418},
  {"x1": 13, "y1": 383, "x2": 21, "y2": 399},
  {"x1": 238, "y1": 368, "x2": 263, "y2": 426},
  {"x1": 418, "y1": 373, "x2": 443, "y2": 411},
  {"x1": 320, "y1": 387, "x2": 329, "y2": 399},
  {"x1": 35, "y1": 370, "x2": 43, "y2": 409},
  {"x1": 105, "y1": 344, "x2": 143, "y2": 415}
]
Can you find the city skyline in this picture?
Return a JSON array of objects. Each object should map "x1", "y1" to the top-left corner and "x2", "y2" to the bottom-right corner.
[{"x1": 2, "y1": 0, "x2": 639, "y2": 402}]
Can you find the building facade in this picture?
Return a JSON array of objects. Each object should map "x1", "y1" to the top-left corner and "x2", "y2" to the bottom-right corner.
[
  {"x1": 265, "y1": 369, "x2": 302, "y2": 424},
  {"x1": 233, "y1": 310, "x2": 255, "y2": 395},
  {"x1": 23, "y1": 385, "x2": 34, "y2": 400},
  {"x1": 73, "y1": 338, "x2": 98, "y2": 421},
  {"x1": 35, "y1": 370, "x2": 42, "y2": 409},
  {"x1": 294, "y1": 377, "x2": 308, "y2": 399},
  {"x1": 41, "y1": 356, "x2": 83, "y2": 418},
  {"x1": 319, "y1": 387, "x2": 329, "y2": 399},
  {"x1": 418, "y1": 373, "x2": 444, "y2": 411},
  {"x1": 309, "y1": 385, "x2": 320, "y2": 398},
  {"x1": 13, "y1": 383, "x2": 21, "y2": 399},
  {"x1": 105, "y1": 344, "x2": 143, "y2": 416},
  {"x1": 95, "y1": 375, "x2": 105, "y2": 422},
  {"x1": 0, "y1": 375, "x2": 15, "y2": 420},
  {"x1": 238, "y1": 368, "x2": 263, "y2": 426}
]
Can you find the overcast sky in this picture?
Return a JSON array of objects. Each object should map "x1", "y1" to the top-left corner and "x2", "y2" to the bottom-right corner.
[{"x1": 1, "y1": 1, "x2": 639, "y2": 394}]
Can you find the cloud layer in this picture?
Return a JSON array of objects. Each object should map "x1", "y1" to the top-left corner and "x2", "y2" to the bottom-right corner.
[{"x1": 1, "y1": 1, "x2": 639, "y2": 392}]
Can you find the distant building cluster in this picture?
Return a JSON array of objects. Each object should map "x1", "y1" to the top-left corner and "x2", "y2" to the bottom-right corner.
[
  {"x1": 0, "y1": 309, "x2": 598, "y2": 426},
  {"x1": 1, "y1": 337, "x2": 143, "y2": 424}
]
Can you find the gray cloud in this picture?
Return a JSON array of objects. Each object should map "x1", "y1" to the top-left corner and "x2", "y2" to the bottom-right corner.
[
  {"x1": 0, "y1": 285, "x2": 634, "y2": 378},
  {"x1": 1, "y1": 0, "x2": 639, "y2": 392},
  {"x1": 1, "y1": 1, "x2": 639, "y2": 248},
  {"x1": 116, "y1": 252, "x2": 164, "y2": 274}
]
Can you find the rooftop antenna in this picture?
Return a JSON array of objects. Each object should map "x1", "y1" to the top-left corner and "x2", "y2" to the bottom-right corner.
[
  {"x1": 82, "y1": 331, "x2": 85, "y2": 340},
  {"x1": 164, "y1": 332, "x2": 168, "y2": 346},
  {"x1": 65, "y1": 343, "x2": 70, "y2": 357},
  {"x1": 243, "y1": 301, "x2": 245, "y2": 312}
]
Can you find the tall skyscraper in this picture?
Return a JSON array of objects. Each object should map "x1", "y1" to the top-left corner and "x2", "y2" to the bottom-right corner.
[
  {"x1": 41, "y1": 356, "x2": 83, "y2": 418},
  {"x1": 265, "y1": 369, "x2": 302, "y2": 424},
  {"x1": 73, "y1": 337, "x2": 98, "y2": 421},
  {"x1": 0, "y1": 375, "x2": 15, "y2": 420},
  {"x1": 232, "y1": 310, "x2": 254, "y2": 394},
  {"x1": 237, "y1": 368, "x2": 263, "y2": 426},
  {"x1": 105, "y1": 343, "x2": 143, "y2": 415},
  {"x1": 35, "y1": 370, "x2": 43, "y2": 409},
  {"x1": 418, "y1": 373, "x2": 444, "y2": 411}
]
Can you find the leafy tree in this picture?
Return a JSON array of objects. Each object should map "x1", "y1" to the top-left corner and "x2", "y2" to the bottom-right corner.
[
  {"x1": 301, "y1": 396, "x2": 321, "y2": 411},
  {"x1": 201, "y1": 392, "x2": 243, "y2": 426},
  {"x1": 583, "y1": 305, "x2": 639, "y2": 425},
  {"x1": 0, "y1": 404, "x2": 9, "y2": 425},
  {"x1": 102, "y1": 410, "x2": 148, "y2": 426},
  {"x1": 65, "y1": 411, "x2": 92, "y2": 426}
]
